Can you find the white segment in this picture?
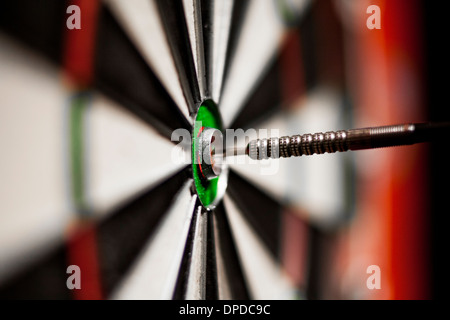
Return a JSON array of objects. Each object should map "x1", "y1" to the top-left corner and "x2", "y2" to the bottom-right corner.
[
  {"x1": 185, "y1": 207, "x2": 207, "y2": 299},
  {"x1": 224, "y1": 196, "x2": 297, "y2": 299},
  {"x1": 211, "y1": 0, "x2": 234, "y2": 103},
  {"x1": 86, "y1": 93, "x2": 187, "y2": 215},
  {"x1": 228, "y1": 87, "x2": 347, "y2": 227},
  {"x1": 220, "y1": 0, "x2": 310, "y2": 127},
  {"x1": 0, "y1": 34, "x2": 71, "y2": 284},
  {"x1": 104, "y1": 0, "x2": 192, "y2": 122},
  {"x1": 112, "y1": 185, "x2": 197, "y2": 300}
]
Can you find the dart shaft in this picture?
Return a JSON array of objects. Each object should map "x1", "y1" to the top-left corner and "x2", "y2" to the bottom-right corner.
[
  {"x1": 222, "y1": 145, "x2": 247, "y2": 157},
  {"x1": 246, "y1": 122, "x2": 450, "y2": 160}
]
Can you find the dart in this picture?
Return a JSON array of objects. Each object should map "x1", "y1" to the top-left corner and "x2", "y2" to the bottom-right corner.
[
  {"x1": 244, "y1": 122, "x2": 450, "y2": 160},
  {"x1": 196, "y1": 122, "x2": 450, "y2": 179}
]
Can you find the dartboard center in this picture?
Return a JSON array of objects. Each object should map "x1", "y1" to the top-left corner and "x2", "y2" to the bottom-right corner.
[{"x1": 192, "y1": 100, "x2": 228, "y2": 210}]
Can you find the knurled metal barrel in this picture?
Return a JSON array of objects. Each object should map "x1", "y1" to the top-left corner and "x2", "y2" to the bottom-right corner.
[{"x1": 247, "y1": 123, "x2": 447, "y2": 160}]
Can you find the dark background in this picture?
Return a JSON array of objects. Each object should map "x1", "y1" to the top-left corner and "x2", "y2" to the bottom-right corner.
[{"x1": 423, "y1": 1, "x2": 449, "y2": 300}]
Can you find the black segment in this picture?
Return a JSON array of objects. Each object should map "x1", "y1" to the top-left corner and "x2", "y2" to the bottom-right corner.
[
  {"x1": 0, "y1": 247, "x2": 71, "y2": 300},
  {"x1": 305, "y1": 226, "x2": 321, "y2": 300},
  {"x1": 205, "y1": 209, "x2": 218, "y2": 300},
  {"x1": 200, "y1": 0, "x2": 213, "y2": 98},
  {"x1": 94, "y1": 6, "x2": 190, "y2": 139},
  {"x1": 213, "y1": 203, "x2": 250, "y2": 299},
  {"x1": 230, "y1": 58, "x2": 282, "y2": 130},
  {"x1": 423, "y1": 0, "x2": 450, "y2": 299},
  {"x1": 298, "y1": 6, "x2": 318, "y2": 92},
  {"x1": 156, "y1": 0, "x2": 201, "y2": 115},
  {"x1": 97, "y1": 168, "x2": 189, "y2": 297},
  {"x1": 0, "y1": 0, "x2": 66, "y2": 64},
  {"x1": 227, "y1": 170, "x2": 282, "y2": 260},
  {"x1": 313, "y1": 0, "x2": 345, "y2": 87}
]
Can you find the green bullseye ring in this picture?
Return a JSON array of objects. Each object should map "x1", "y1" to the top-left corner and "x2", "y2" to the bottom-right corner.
[{"x1": 192, "y1": 100, "x2": 226, "y2": 209}]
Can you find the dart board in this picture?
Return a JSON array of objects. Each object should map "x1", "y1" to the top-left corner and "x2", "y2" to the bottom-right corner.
[{"x1": 0, "y1": 0, "x2": 430, "y2": 299}]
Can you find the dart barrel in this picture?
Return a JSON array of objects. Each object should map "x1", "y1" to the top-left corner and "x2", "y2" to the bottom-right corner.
[{"x1": 247, "y1": 123, "x2": 450, "y2": 160}]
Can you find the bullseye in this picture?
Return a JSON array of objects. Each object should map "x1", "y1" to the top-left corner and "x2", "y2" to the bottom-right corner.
[{"x1": 192, "y1": 100, "x2": 228, "y2": 210}]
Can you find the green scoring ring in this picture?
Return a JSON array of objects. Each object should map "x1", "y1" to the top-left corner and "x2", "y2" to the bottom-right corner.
[{"x1": 192, "y1": 100, "x2": 223, "y2": 209}]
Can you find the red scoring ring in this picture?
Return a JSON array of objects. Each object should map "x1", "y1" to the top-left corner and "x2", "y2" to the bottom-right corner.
[{"x1": 197, "y1": 126, "x2": 205, "y2": 178}]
